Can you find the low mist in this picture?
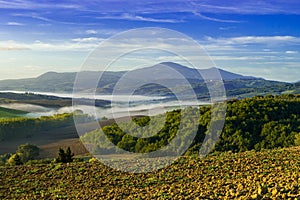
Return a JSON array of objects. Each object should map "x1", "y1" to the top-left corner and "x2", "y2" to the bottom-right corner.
[{"x1": 0, "y1": 99, "x2": 210, "y2": 120}]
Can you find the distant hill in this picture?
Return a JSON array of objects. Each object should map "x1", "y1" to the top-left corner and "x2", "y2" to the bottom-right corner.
[{"x1": 0, "y1": 62, "x2": 298, "y2": 98}]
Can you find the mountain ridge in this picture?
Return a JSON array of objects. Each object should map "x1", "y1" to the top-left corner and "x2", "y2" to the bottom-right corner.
[{"x1": 0, "y1": 62, "x2": 298, "y2": 97}]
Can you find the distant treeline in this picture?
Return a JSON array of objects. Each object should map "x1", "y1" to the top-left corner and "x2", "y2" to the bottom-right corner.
[{"x1": 81, "y1": 94, "x2": 300, "y2": 155}]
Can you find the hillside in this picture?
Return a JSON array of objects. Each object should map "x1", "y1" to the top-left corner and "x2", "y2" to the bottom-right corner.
[
  {"x1": 0, "y1": 62, "x2": 296, "y2": 98},
  {"x1": 81, "y1": 94, "x2": 300, "y2": 155},
  {"x1": 0, "y1": 92, "x2": 110, "y2": 108},
  {"x1": 1, "y1": 146, "x2": 299, "y2": 199},
  {"x1": 0, "y1": 107, "x2": 28, "y2": 118}
]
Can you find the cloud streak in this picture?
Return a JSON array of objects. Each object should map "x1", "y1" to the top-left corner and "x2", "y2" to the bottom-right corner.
[
  {"x1": 192, "y1": 12, "x2": 240, "y2": 23},
  {"x1": 80, "y1": 0, "x2": 300, "y2": 15},
  {"x1": 11, "y1": 13, "x2": 102, "y2": 26},
  {"x1": 96, "y1": 13, "x2": 184, "y2": 23},
  {"x1": 0, "y1": 0, "x2": 81, "y2": 10},
  {"x1": 6, "y1": 21, "x2": 25, "y2": 26},
  {"x1": 3, "y1": 0, "x2": 298, "y2": 16},
  {"x1": 205, "y1": 36, "x2": 300, "y2": 45},
  {"x1": 0, "y1": 37, "x2": 106, "y2": 52}
]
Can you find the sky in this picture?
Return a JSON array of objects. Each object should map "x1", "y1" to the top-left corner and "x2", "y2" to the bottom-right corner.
[{"x1": 0, "y1": 0, "x2": 300, "y2": 82}]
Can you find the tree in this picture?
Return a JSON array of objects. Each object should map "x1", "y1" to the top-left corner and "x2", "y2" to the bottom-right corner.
[
  {"x1": 56, "y1": 148, "x2": 67, "y2": 163},
  {"x1": 16, "y1": 144, "x2": 40, "y2": 163},
  {"x1": 56, "y1": 147, "x2": 74, "y2": 163},
  {"x1": 117, "y1": 135, "x2": 137, "y2": 152},
  {"x1": 65, "y1": 147, "x2": 74, "y2": 162}
]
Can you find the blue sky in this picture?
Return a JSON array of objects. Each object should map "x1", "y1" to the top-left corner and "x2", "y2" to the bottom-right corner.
[{"x1": 0, "y1": 0, "x2": 299, "y2": 82}]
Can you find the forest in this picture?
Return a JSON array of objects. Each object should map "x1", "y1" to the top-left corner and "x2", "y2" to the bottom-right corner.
[{"x1": 81, "y1": 94, "x2": 300, "y2": 155}]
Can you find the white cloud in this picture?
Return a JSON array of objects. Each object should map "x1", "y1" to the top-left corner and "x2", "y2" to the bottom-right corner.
[
  {"x1": 219, "y1": 26, "x2": 236, "y2": 30},
  {"x1": 82, "y1": 29, "x2": 122, "y2": 36},
  {"x1": 285, "y1": 51, "x2": 298, "y2": 54},
  {"x1": 6, "y1": 21, "x2": 25, "y2": 26},
  {"x1": 85, "y1": 30, "x2": 97, "y2": 34},
  {"x1": 71, "y1": 37, "x2": 104, "y2": 43}
]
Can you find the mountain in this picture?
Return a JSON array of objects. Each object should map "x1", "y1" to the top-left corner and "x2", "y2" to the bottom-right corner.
[
  {"x1": 126, "y1": 62, "x2": 256, "y2": 81},
  {"x1": 0, "y1": 62, "x2": 297, "y2": 98},
  {"x1": 0, "y1": 72, "x2": 76, "y2": 92}
]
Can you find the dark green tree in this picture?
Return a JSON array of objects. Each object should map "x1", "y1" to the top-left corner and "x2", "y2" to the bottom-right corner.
[
  {"x1": 56, "y1": 147, "x2": 74, "y2": 163},
  {"x1": 65, "y1": 147, "x2": 74, "y2": 163},
  {"x1": 56, "y1": 148, "x2": 67, "y2": 163}
]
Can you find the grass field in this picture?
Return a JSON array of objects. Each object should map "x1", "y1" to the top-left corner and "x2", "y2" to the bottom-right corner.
[
  {"x1": 0, "y1": 106, "x2": 28, "y2": 118},
  {"x1": 1, "y1": 146, "x2": 299, "y2": 199}
]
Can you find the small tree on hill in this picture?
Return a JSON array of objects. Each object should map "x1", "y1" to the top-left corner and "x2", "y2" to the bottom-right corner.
[
  {"x1": 56, "y1": 147, "x2": 74, "y2": 163},
  {"x1": 65, "y1": 147, "x2": 74, "y2": 162},
  {"x1": 56, "y1": 148, "x2": 67, "y2": 163}
]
